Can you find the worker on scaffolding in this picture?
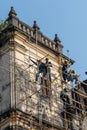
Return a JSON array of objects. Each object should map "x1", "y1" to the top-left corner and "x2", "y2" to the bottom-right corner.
[
  {"x1": 30, "y1": 59, "x2": 46, "y2": 84},
  {"x1": 37, "y1": 60, "x2": 47, "y2": 84},
  {"x1": 60, "y1": 88, "x2": 70, "y2": 104},
  {"x1": 62, "y1": 60, "x2": 79, "y2": 82},
  {"x1": 68, "y1": 70, "x2": 80, "y2": 88},
  {"x1": 45, "y1": 58, "x2": 52, "y2": 82},
  {"x1": 68, "y1": 70, "x2": 76, "y2": 87},
  {"x1": 62, "y1": 60, "x2": 69, "y2": 83},
  {"x1": 30, "y1": 58, "x2": 52, "y2": 85}
]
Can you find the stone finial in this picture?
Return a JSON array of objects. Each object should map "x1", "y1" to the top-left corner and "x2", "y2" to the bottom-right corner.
[
  {"x1": 33, "y1": 20, "x2": 40, "y2": 31},
  {"x1": 54, "y1": 34, "x2": 61, "y2": 43},
  {"x1": 8, "y1": 6, "x2": 17, "y2": 17}
]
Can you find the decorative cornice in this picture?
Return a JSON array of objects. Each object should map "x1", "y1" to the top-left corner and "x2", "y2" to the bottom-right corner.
[{"x1": 0, "y1": 7, "x2": 74, "y2": 64}]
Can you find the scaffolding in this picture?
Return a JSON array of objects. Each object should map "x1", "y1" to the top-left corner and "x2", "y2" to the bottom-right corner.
[
  {"x1": 0, "y1": 7, "x2": 87, "y2": 129},
  {"x1": 0, "y1": 37, "x2": 87, "y2": 130}
]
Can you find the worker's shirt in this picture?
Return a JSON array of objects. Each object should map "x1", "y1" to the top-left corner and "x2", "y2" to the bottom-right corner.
[{"x1": 45, "y1": 61, "x2": 52, "y2": 74}]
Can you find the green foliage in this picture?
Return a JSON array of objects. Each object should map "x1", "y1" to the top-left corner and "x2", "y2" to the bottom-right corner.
[{"x1": 0, "y1": 19, "x2": 8, "y2": 33}]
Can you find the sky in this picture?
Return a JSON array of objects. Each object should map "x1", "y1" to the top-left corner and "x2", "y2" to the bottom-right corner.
[{"x1": 0, "y1": 0, "x2": 87, "y2": 81}]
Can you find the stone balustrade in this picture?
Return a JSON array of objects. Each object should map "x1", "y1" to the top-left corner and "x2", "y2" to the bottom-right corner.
[{"x1": 18, "y1": 21, "x2": 60, "y2": 53}]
